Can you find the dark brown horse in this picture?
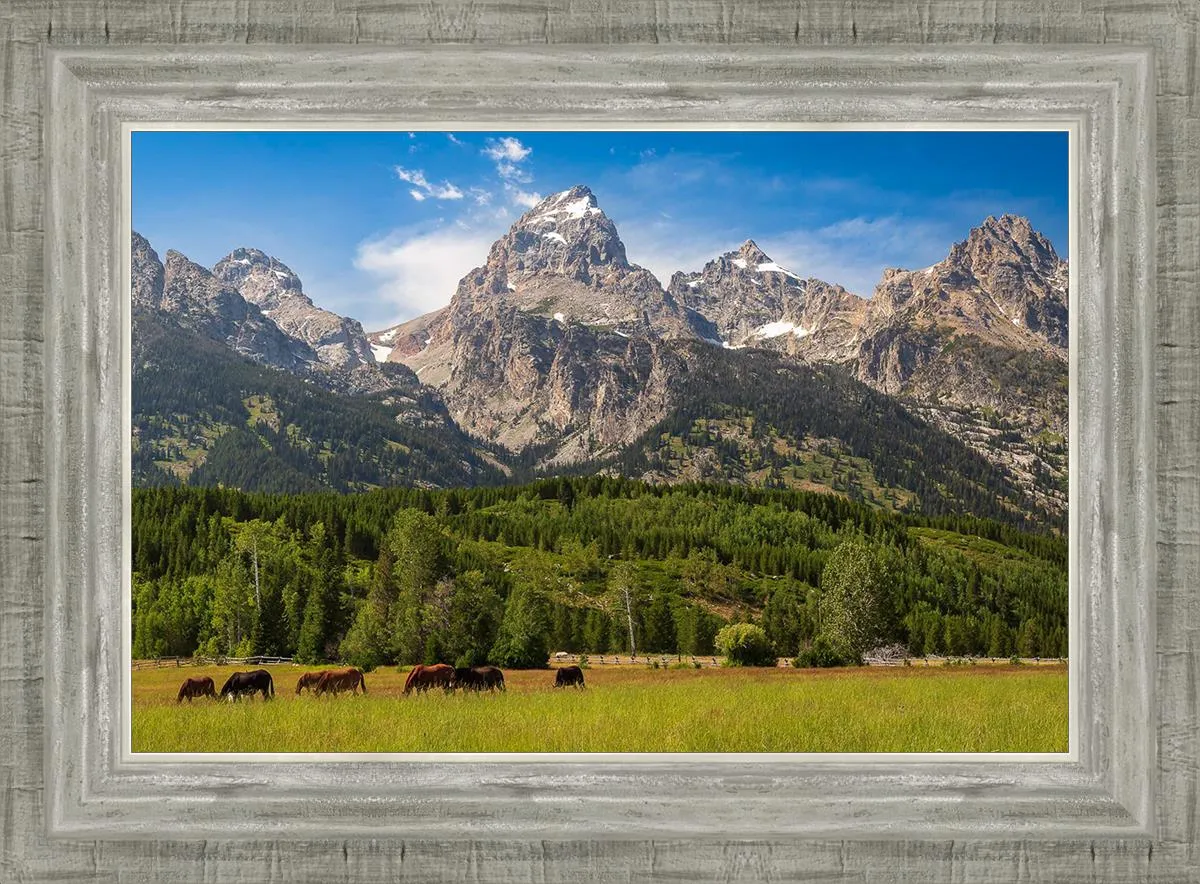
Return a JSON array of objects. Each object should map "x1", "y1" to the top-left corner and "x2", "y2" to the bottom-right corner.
[
  {"x1": 402, "y1": 663, "x2": 454, "y2": 695},
  {"x1": 314, "y1": 667, "x2": 367, "y2": 696},
  {"x1": 554, "y1": 665, "x2": 585, "y2": 688},
  {"x1": 453, "y1": 666, "x2": 506, "y2": 692},
  {"x1": 295, "y1": 670, "x2": 332, "y2": 695},
  {"x1": 176, "y1": 676, "x2": 216, "y2": 703},
  {"x1": 219, "y1": 669, "x2": 274, "y2": 701}
]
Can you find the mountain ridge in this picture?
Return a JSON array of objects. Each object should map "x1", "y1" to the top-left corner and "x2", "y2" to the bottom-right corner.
[{"x1": 132, "y1": 184, "x2": 1068, "y2": 529}]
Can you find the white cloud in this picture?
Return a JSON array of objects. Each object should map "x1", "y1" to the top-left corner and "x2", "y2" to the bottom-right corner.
[
  {"x1": 394, "y1": 166, "x2": 465, "y2": 201},
  {"x1": 483, "y1": 137, "x2": 535, "y2": 186},
  {"x1": 506, "y1": 185, "x2": 542, "y2": 209},
  {"x1": 355, "y1": 227, "x2": 496, "y2": 323},
  {"x1": 447, "y1": 133, "x2": 465, "y2": 145},
  {"x1": 496, "y1": 161, "x2": 533, "y2": 183},
  {"x1": 483, "y1": 137, "x2": 532, "y2": 164}
]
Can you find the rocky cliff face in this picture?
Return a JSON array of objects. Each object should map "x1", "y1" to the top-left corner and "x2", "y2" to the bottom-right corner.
[
  {"x1": 212, "y1": 248, "x2": 377, "y2": 371},
  {"x1": 133, "y1": 232, "x2": 432, "y2": 401},
  {"x1": 386, "y1": 186, "x2": 692, "y2": 457},
  {"x1": 667, "y1": 239, "x2": 866, "y2": 362},
  {"x1": 132, "y1": 232, "x2": 317, "y2": 373},
  {"x1": 854, "y1": 215, "x2": 1067, "y2": 423},
  {"x1": 670, "y1": 216, "x2": 1070, "y2": 517}
]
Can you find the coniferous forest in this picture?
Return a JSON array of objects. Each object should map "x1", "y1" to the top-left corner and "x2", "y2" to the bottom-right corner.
[{"x1": 132, "y1": 478, "x2": 1068, "y2": 668}]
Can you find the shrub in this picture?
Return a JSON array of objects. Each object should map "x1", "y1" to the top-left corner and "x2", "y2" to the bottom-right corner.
[
  {"x1": 715, "y1": 623, "x2": 777, "y2": 667},
  {"x1": 793, "y1": 635, "x2": 860, "y2": 668},
  {"x1": 1010, "y1": 654, "x2": 1023, "y2": 666},
  {"x1": 577, "y1": 654, "x2": 590, "y2": 669}
]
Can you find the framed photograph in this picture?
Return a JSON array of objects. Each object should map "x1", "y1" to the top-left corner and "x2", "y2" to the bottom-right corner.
[
  {"x1": 5, "y1": 3, "x2": 1197, "y2": 881},
  {"x1": 127, "y1": 125, "x2": 1071, "y2": 758}
]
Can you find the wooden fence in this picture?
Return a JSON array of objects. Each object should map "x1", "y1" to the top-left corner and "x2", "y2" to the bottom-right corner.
[
  {"x1": 131, "y1": 654, "x2": 1065, "y2": 671},
  {"x1": 131, "y1": 655, "x2": 295, "y2": 670}
]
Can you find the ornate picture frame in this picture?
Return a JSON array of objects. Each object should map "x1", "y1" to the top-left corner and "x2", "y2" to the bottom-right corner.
[{"x1": 3, "y1": 3, "x2": 1195, "y2": 880}]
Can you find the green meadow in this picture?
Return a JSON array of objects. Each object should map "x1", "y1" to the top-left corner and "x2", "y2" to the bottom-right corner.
[{"x1": 132, "y1": 663, "x2": 1068, "y2": 754}]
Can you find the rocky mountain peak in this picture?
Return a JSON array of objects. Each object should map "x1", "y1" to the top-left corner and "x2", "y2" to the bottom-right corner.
[
  {"x1": 131, "y1": 231, "x2": 165, "y2": 309},
  {"x1": 950, "y1": 213, "x2": 1062, "y2": 283},
  {"x1": 733, "y1": 239, "x2": 773, "y2": 266},
  {"x1": 212, "y1": 247, "x2": 308, "y2": 312},
  {"x1": 210, "y1": 247, "x2": 376, "y2": 371},
  {"x1": 434, "y1": 182, "x2": 685, "y2": 341},
  {"x1": 492, "y1": 184, "x2": 629, "y2": 279}
]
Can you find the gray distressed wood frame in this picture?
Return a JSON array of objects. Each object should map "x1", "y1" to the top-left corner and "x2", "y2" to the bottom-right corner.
[{"x1": 3, "y1": 2, "x2": 1196, "y2": 881}]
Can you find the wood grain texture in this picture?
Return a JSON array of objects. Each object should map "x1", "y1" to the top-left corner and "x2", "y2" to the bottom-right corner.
[{"x1": 1, "y1": 1, "x2": 1196, "y2": 881}]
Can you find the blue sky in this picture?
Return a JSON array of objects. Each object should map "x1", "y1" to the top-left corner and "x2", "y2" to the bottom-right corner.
[{"x1": 132, "y1": 130, "x2": 1068, "y2": 330}]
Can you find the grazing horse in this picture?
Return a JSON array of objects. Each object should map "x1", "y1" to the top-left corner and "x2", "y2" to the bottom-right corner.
[
  {"x1": 219, "y1": 669, "x2": 274, "y2": 701},
  {"x1": 554, "y1": 665, "x2": 585, "y2": 688},
  {"x1": 453, "y1": 665, "x2": 506, "y2": 692},
  {"x1": 295, "y1": 670, "x2": 333, "y2": 695},
  {"x1": 402, "y1": 663, "x2": 454, "y2": 695},
  {"x1": 176, "y1": 676, "x2": 216, "y2": 703},
  {"x1": 314, "y1": 667, "x2": 367, "y2": 696}
]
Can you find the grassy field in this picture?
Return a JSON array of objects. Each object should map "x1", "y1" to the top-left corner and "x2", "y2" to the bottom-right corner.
[{"x1": 131, "y1": 663, "x2": 1068, "y2": 754}]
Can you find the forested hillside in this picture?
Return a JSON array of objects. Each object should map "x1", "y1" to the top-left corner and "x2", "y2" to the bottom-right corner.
[
  {"x1": 132, "y1": 478, "x2": 1067, "y2": 667},
  {"x1": 575, "y1": 343, "x2": 1062, "y2": 533},
  {"x1": 133, "y1": 312, "x2": 505, "y2": 491}
]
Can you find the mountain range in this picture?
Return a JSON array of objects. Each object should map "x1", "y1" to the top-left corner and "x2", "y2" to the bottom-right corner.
[{"x1": 132, "y1": 185, "x2": 1068, "y2": 531}]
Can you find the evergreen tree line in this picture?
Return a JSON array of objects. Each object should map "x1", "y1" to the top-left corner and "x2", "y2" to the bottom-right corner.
[{"x1": 132, "y1": 479, "x2": 1068, "y2": 667}]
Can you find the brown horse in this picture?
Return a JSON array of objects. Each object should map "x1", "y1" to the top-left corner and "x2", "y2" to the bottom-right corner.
[
  {"x1": 554, "y1": 665, "x2": 585, "y2": 688},
  {"x1": 295, "y1": 670, "x2": 333, "y2": 695},
  {"x1": 314, "y1": 667, "x2": 367, "y2": 696},
  {"x1": 219, "y1": 669, "x2": 274, "y2": 701},
  {"x1": 176, "y1": 676, "x2": 216, "y2": 702},
  {"x1": 453, "y1": 665, "x2": 506, "y2": 692},
  {"x1": 402, "y1": 663, "x2": 454, "y2": 694}
]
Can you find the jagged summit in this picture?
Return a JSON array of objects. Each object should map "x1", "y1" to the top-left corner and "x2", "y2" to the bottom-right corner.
[
  {"x1": 955, "y1": 213, "x2": 1061, "y2": 274},
  {"x1": 733, "y1": 239, "x2": 773, "y2": 266},
  {"x1": 667, "y1": 239, "x2": 859, "y2": 357},
  {"x1": 436, "y1": 181, "x2": 680, "y2": 334},
  {"x1": 210, "y1": 247, "x2": 375, "y2": 371},
  {"x1": 213, "y1": 247, "x2": 306, "y2": 310},
  {"x1": 499, "y1": 184, "x2": 629, "y2": 274}
]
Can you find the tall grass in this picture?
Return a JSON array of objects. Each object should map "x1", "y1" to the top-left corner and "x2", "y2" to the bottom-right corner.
[{"x1": 132, "y1": 664, "x2": 1068, "y2": 754}]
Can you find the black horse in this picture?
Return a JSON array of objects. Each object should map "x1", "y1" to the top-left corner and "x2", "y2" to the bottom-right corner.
[
  {"x1": 554, "y1": 665, "x2": 585, "y2": 688},
  {"x1": 453, "y1": 665, "x2": 506, "y2": 692},
  {"x1": 219, "y1": 669, "x2": 274, "y2": 701}
]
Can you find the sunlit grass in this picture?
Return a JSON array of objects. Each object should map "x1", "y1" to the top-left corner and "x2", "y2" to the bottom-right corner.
[{"x1": 132, "y1": 663, "x2": 1068, "y2": 754}]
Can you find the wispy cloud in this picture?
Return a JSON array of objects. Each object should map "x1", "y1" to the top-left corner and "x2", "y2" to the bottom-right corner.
[
  {"x1": 483, "y1": 137, "x2": 537, "y2": 194},
  {"x1": 355, "y1": 226, "x2": 495, "y2": 322},
  {"x1": 505, "y1": 185, "x2": 542, "y2": 209},
  {"x1": 394, "y1": 166, "x2": 464, "y2": 201},
  {"x1": 621, "y1": 211, "x2": 960, "y2": 297},
  {"x1": 483, "y1": 137, "x2": 532, "y2": 164}
]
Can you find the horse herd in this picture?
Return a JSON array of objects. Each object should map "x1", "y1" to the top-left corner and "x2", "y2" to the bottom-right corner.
[{"x1": 174, "y1": 664, "x2": 587, "y2": 703}]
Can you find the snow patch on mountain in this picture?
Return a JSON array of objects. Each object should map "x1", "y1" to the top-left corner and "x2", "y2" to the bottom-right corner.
[
  {"x1": 756, "y1": 262, "x2": 800, "y2": 280},
  {"x1": 753, "y1": 320, "x2": 809, "y2": 340}
]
